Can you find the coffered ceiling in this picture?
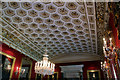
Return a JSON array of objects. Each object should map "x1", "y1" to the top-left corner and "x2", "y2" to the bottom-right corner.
[{"x1": 0, "y1": 1, "x2": 107, "y2": 62}]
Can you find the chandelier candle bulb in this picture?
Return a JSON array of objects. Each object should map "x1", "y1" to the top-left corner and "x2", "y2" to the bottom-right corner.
[
  {"x1": 103, "y1": 38, "x2": 105, "y2": 41},
  {"x1": 109, "y1": 38, "x2": 112, "y2": 47},
  {"x1": 104, "y1": 61, "x2": 106, "y2": 64},
  {"x1": 103, "y1": 47, "x2": 107, "y2": 57},
  {"x1": 48, "y1": 62, "x2": 50, "y2": 67},
  {"x1": 109, "y1": 38, "x2": 112, "y2": 41},
  {"x1": 103, "y1": 63, "x2": 105, "y2": 67},
  {"x1": 104, "y1": 41, "x2": 106, "y2": 46}
]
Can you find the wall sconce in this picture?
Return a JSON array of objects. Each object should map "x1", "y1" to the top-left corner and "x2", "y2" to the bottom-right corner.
[
  {"x1": 15, "y1": 67, "x2": 20, "y2": 75},
  {"x1": 15, "y1": 67, "x2": 25, "y2": 75}
]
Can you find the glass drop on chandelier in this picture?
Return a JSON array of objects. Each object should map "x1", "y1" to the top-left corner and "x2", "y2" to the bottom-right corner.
[{"x1": 35, "y1": 50, "x2": 55, "y2": 76}]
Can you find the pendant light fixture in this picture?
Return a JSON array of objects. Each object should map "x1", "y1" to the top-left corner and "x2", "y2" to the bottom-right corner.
[{"x1": 35, "y1": 20, "x2": 55, "y2": 76}]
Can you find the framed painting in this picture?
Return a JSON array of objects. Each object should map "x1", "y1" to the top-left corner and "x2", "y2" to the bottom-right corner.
[
  {"x1": 87, "y1": 70, "x2": 101, "y2": 80},
  {"x1": 0, "y1": 51, "x2": 16, "y2": 80}
]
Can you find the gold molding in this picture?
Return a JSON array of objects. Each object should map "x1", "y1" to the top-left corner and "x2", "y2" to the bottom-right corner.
[
  {"x1": 18, "y1": 57, "x2": 23, "y2": 80},
  {"x1": 29, "y1": 61, "x2": 32, "y2": 80},
  {"x1": 48, "y1": 72, "x2": 58, "y2": 80},
  {"x1": 1, "y1": 17, "x2": 44, "y2": 55},
  {"x1": 87, "y1": 70, "x2": 101, "y2": 80},
  {"x1": 54, "y1": 72, "x2": 58, "y2": 80},
  {"x1": 41, "y1": 75, "x2": 43, "y2": 79},
  {"x1": 0, "y1": 51, "x2": 16, "y2": 79}
]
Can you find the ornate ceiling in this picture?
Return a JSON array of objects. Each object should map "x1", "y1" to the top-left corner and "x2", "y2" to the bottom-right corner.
[{"x1": 0, "y1": 1, "x2": 107, "y2": 62}]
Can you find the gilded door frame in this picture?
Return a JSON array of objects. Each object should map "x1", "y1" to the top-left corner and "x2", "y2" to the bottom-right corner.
[{"x1": 0, "y1": 51, "x2": 16, "y2": 79}]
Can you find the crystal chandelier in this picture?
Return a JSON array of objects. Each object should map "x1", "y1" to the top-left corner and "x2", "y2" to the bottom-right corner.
[
  {"x1": 35, "y1": 21, "x2": 55, "y2": 76},
  {"x1": 35, "y1": 50, "x2": 55, "y2": 76}
]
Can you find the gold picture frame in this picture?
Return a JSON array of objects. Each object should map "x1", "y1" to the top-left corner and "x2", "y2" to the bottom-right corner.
[
  {"x1": 0, "y1": 51, "x2": 16, "y2": 79},
  {"x1": 18, "y1": 57, "x2": 33, "y2": 80},
  {"x1": 87, "y1": 70, "x2": 101, "y2": 80},
  {"x1": 29, "y1": 62, "x2": 32, "y2": 79}
]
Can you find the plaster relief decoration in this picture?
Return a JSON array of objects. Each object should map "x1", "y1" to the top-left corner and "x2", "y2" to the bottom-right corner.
[{"x1": 0, "y1": 1, "x2": 106, "y2": 62}]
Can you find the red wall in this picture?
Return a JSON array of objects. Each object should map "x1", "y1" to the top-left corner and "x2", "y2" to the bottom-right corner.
[
  {"x1": 31, "y1": 61, "x2": 36, "y2": 80},
  {"x1": 0, "y1": 42, "x2": 103, "y2": 80},
  {"x1": 0, "y1": 42, "x2": 36, "y2": 79},
  {"x1": 55, "y1": 60, "x2": 103, "y2": 80},
  {"x1": 109, "y1": 13, "x2": 120, "y2": 48},
  {"x1": 109, "y1": 12, "x2": 120, "y2": 79},
  {"x1": 83, "y1": 61, "x2": 103, "y2": 80}
]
